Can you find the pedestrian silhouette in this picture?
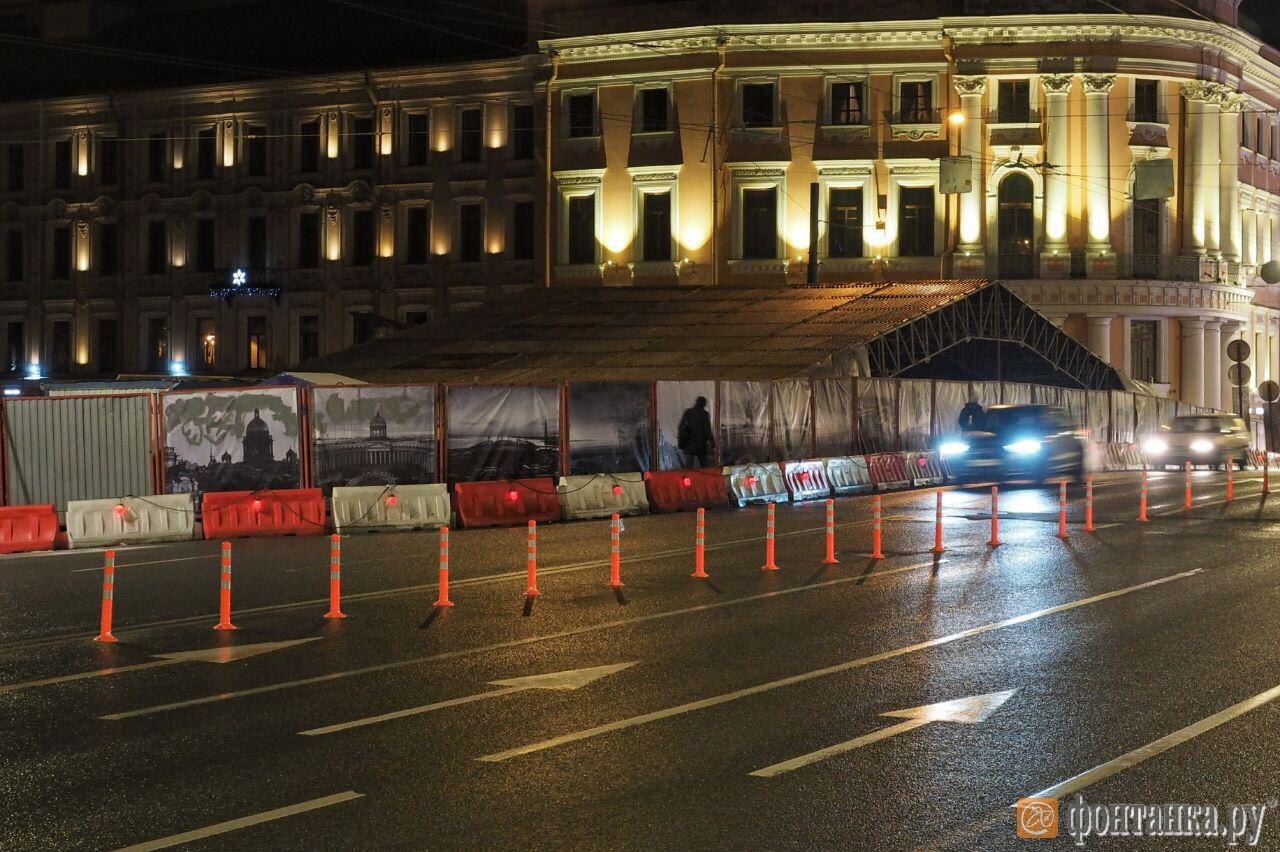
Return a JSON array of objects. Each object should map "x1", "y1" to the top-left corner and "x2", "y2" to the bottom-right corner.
[{"x1": 677, "y1": 396, "x2": 714, "y2": 467}]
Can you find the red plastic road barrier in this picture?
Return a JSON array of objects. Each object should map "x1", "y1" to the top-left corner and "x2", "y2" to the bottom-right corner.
[
  {"x1": 644, "y1": 469, "x2": 728, "y2": 513},
  {"x1": 1139, "y1": 470, "x2": 1150, "y2": 522},
  {"x1": 1057, "y1": 481, "x2": 1069, "y2": 540},
  {"x1": 435, "y1": 526, "x2": 454, "y2": 608},
  {"x1": 932, "y1": 490, "x2": 945, "y2": 555},
  {"x1": 691, "y1": 508, "x2": 709, "y2": 579},
  {"x1": 525, "y1": 520, "x2": 541, "y2": 597},
  {"x1": 202, "y1": 489, "x2": 326, "y2": 540},
  {"x1": 1184, "y1": 461, "x2": 1193, "y2": 510},
  {"x1": 868, "y1": 453, "x2": 911, "y2": 491},
  {"x1": 822, "y1": 498, "x2": 838, "y2": 565},
  {"x1": 1085, "y1": 476, "x2": 1095, "y2": 533},
  {"x1": 871, "y1": 495, "x2": 884, "y2": 560},
  {"x1": 609, "y1": 514, "x2": 624, "y2": 588},
  {"x1": 988, "y1": 487, "x2": 1001, "y2": 547},
  {"x1": 94, "y1": 550, "x2": 118, "y2": 643},
  {"x1": 0, "y1": 504, "x2": 57, "y2": 554},
  {"x1": 325, "y1": 534, "x2": 345, "y2": 620},
  {"x1": 1226, "y1": 462, "x2": 1235, "y2": 503},
  {"x1": 214, "y1": 541, "x2": 236, "y2": 631},
  {"x1": 454, "y1": 478, "x2": 562, "y2": 529},
  {"x1": 761, "y1": 502, "x2": 779, "y2": 571}
]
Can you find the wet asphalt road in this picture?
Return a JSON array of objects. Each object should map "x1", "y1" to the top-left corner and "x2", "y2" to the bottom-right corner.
[{"x1": 2, "y1": 470, "x2": 1280, "y2": 850}]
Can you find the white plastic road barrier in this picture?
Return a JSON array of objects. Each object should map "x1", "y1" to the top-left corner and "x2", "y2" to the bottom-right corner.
[
  {"x1": 824, "y1": 456, "x2": 873, "y2": 495},
  {"x1": 557, "y1": 474, "x2": 649, "y2": 521},
  {"x1": 782, "y1": 460, "x2": 832, "y2": 502},
  {"x1": 331, "y1": 484, "x2": 450, "y2": 532},
  {"x1": 905, "y1": 451, "x2": 946, "y2": 487},
  {"x1": 724, "y1": 463, "x2": 789, "y2": 508},
  {"x1": 66, "y1": 494, "x2": 195, "y2": 549}
]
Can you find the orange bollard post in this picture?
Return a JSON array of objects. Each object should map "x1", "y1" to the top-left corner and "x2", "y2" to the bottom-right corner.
[
  {"x1": 1057, "y1": 480, "x2": 1069, "y2": 539},
  {"x1": 94, "y1": 549, "x2": 118, "y2": 643},
  {"x1": 1084, "y1": 476, "x2": 1096, "y2": 533},
  {"x1": 434, "y1": 526, "x2": 454, "y2": 607},
  {"x1": 324, "y1": 534, "x2": 345, "y2": 619},
  {"x1": 691, "y1": 508, "x2": 709, "y2": 578},
  {"x1": 822, "y1": 498, "x2": 839, "y2": 565},
  {"x1": 1184, "y1": 461, "x2": 1193, "y2": 510},
  {"x1": 761, "y1": 502, "x2": 780, "y2": 571},
  {"x1": 609, "y1": 514, "x2": 624, "y2": 588},
  {"x1": 1226, "y1": 461, "x2": 1235, "y2": 503},
  {"x1": 214, "y1": 541, "x2": 236, "y2": 630},
  {"x1": 988, "y1": 486, "x2": 1001, "y2": 547},
  {"x1": 932, "y1": 489, "x2": 945, "y2": 555},
  {"x1": 870, "y1": 494, "x2": 885, "y2": 560},
  {"x1": 525, "y1": 519, "x2": 540, "y2": 597},
  {"x1": 1138, "y1": 469, "x2": 1150, "y2": 522}
]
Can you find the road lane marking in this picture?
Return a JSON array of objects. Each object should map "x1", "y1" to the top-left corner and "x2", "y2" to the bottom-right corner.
[
  {"x1": 101, "y1": 559, "x2": 944, "y2": 720},
  {"x1": 298, "y1": 662, "x2": 635, "y2": 736},
  {"x1": 113, "y1": 791, "x2": 363, "y2": 851},
  {"x1": 69, "y1": 554, "x2": 217, "y2": 573},
  {"x1": 476, "y1": 570, "x2": 1200, "y2": 763},
  {"x1": 0, "y1": 659, "x2": 177, "y2": 695},
  {"x1": 1026, "y1": 681, "x2": 1280, "y2": 801},
  {"x1": 750, "y1": 689, "x2": 1016, "y2": 778}
]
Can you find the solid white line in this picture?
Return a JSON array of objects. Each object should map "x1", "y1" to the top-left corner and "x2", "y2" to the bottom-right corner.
[
  {"x1": 748, "y1": 718, "x2": 929, "y2": 778},
  {"x1": 100, "y1": 558, "x2": 944, "y2": 721},
  {"x1": 298, "y1": 686, "x2": 522, "y2": 736},
  {"x1": 476, "y1": 569, "x2": 1201, "y2": 763},
  {"x1": 113, "y1": 791, "x2": 363, "y2": 851},
  {"x1": 70, "y1": 554, "x2": 217, "y2": 573},
  {"x1": 1028, "y1": 681, "x2": 1280, "y2": 801},
  {"x1": 0, "y1": 659, "x2": 179, "y2": 695}
]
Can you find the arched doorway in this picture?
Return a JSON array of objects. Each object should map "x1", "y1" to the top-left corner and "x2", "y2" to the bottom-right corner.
[
  {"x1": 1132, "y1": 198, "x2": 1162, "y2": 279},
  {"x1": 997, "y1": 172, "x2": 1035, "y2": 279}
]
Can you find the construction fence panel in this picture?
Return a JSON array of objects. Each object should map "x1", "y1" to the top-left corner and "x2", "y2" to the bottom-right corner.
[
  {"x1": 813, "y1": 378, "x2": 853, "y2": 457},
  {"x1": 656, "y1": 381, "x2": 716, "y2": 471},
  {"x1": 567, "y1": 381, "x2": 652, "y2": 475},
  {"x1": 933, "y1": 380, "x2": 969, "y2": 440},
  {"x1": 1110, "y1": 392, "x2": 1137, "y2": 444}
]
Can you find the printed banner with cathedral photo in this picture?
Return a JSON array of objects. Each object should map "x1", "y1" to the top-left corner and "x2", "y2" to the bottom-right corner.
[
  {"x1": 312, "y1": 385, "x2": 438, "y2": 490},
  {"x1": 163, "y1": 388, "x2": 302, "y2": 494}
]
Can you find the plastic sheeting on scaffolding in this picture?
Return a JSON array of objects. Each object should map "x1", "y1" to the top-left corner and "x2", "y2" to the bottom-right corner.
[
  {"x1": 824, "y1": 456, "x2": 874, "y2": 495},
  {"x1": 781, "y1": 460, "x2": 831, "y2": 502},
  {"x1": 331, "y1": 484, "x2": 450, "y2": 532},
  {"x1": 66, "y1": 494, "x2": 195, "y2": 549}
]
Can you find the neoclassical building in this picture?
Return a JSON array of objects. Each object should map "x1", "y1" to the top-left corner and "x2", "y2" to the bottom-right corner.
[{"x1": 2, "y1": 0, "x2": 1280, "y2": 413}]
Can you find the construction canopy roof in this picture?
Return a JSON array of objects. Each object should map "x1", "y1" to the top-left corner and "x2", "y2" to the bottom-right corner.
[{"x1": 303, "y1": 280, "x2": 1124, "y2": 390}]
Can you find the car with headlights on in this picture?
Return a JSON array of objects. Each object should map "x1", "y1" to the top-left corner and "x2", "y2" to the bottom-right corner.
[
  {"x1": 939, "y1": 404, "x2": 1085, "y2": 483},
  {"x1": 1143, "y1": 414, "x2": 1250, "y2": 470}
]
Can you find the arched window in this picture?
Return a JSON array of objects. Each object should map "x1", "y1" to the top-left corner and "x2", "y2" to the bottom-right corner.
[{"x1": 997, "y1": 172, "x2": 1034, "y2": 279}]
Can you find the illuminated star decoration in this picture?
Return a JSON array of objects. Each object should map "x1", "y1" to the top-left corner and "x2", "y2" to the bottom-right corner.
[{"x1": 232, "y1": 268, "x2": 247, "y2": 286}]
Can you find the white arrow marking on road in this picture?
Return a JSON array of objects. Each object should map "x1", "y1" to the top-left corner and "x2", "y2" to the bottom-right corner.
[
  {"x1": 0, "y1": 638, "x2": 322, "y2": 695},
  {"x1": 749, "y1": 690, "x2": 1017, "y2": 778},
  {"x1": 298, "y1": 662, "x2": 636, "y2": 736}
]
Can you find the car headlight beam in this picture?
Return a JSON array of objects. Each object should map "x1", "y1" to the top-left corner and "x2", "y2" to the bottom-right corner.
[
  {"x1": 1191, "y1": 438, "x2": 1214, "y2": 454},
  {"x1": 939, "y1": 440, "x2": 969, "y2": 458},
  {"x1": 1144, "y1": 438, "x2": 1168, "y2": 454},
  {"x1": 1003, "y1": 438, "x2": 1043, "y2": 455}
]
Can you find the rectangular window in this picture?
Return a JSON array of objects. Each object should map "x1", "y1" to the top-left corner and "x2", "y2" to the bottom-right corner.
[
  {"x1": 742, "y1": 83, "x2": 775, "y2": 128},
  {"x1": 297, "y1": 314, "x2": 320, "y2": 362},
  {"x1": 246, "y1": 124, "x2": 267, "y2": 176},
  {"x1": 404, "y1": 310, "x2": 429, "y2": 326},
  {"x1": 147, "y1": 132, "x2": 166, "y2": 182},
  {"x1": 6, "y1": 230, "x2": 22, "y2": 281},
  {"x1": 50, "y1": 320, "x2": 72, "y2": 374},
  {"x1": 54, "y1": 139, "x2": 71, "y2": 188},
  {"x1": 352, "y1": 116, "x2": 375, "y2": 169},
  {"x1": 898, "y1": 186, "x2": 935, "y2": 257},
  {"x1": 1134, "y1": 79, "x2": 1159, "y2": 123},
  {"x1": 997, "y1": 80, "x2": 1030, "y2": 123},
  {"x1": 641, "y1": 191, "x2": 672, "y2": 261},
  {"x1": 1273, "y1": 124, "x2": 1278, "y2": 161},
  {"x1": 830, "y1": 81, "x2": 865, "y2": 125},
  {"x1": 298, "y1": 212, "x2": 320, "y2": 268},
  {"x1": 1257, "y1": 116, "x2": 1266, "y2": 155},
  {"x1": 512, "y1": 104, "x2": 535, "y2": 159},
  {"x1": 353, "y1": 312, "x2": 379, "y2": 345},
  {"x1": 458, "y1": 203, "x2": 483, "y2": 262},
  {"x1": 352, "y1": 208, "x2": 375, "y2": 266},
  {"x1": 567, "y1": 195, "x2": 595, "y2": 264},
  {"x1": 146, "y1": 317, "x2": 168, "y2": 372},
  {"x1": 197, "y1": 317, "x2": 218, "y2": 368},
  {"x1": 247, "y1": 315, "x2": 268, "y2": 369},
  {"x1": 741, "y1": 187, "x2": 778, "y2": 259},
  {"x1": 147, "y1": 219, "x2": 167, "y2": 274},
  {"x1": 99, "y1": 137, "x2": 119, "y2": 185},
  {"x1": 6, "y1": 321, "x2": 24, "y2": 373},
  {"x1": 406, "y1": 206, "x2": 430, "y2": 263},
  {"x1": 195, "y1": 218, "x2": 216, "y2": 272},
  {"x1": 1130, "y1": 320, "x2": 1158, "y2": 383},
  {"x1": 406, "y1": 113, "x2": 430, "y2": 166},
  {"x1": 568, "y1": 93, "x2": 595, "y2": 138},
  {"x1": 899, "y1": 81, "x2": 933, "y2": 123},
  {"x1": 96, "y1": 318, "x2": 118, "y2": 374},
  {"x1": 299, "y1": 119, "x2": 321, "y2": 173},
  {"x1": 458, "y1": 108, "x2": 483, "y2": 162},
  {"x1": 51, "y1": 226, "x2": 71, "y2": 279},
  {"x1": 6, "y1": 143, "x2": 23, "y2": 191},
  {"x1": 98, "y1": 222, "x2": 118, "y2": 275},
  {"x1": 247, "y1": 215, "x2": 267, "y2": 269},
  {"x1": 640, "y1": 88, "x2": 669, "y2": 133},
  {"x1": 512, "y1": 200, "x2": 535, "y2": 260},
  {"x1": 196, "y1": 127, "x2": 216, "y2": 179},
  {"x1": 828, "y1": 188, "x2": 863, "y2": 258}
]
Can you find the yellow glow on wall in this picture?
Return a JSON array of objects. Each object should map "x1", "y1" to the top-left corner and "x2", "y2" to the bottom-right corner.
[
  {"x1": 171, "y1": 228, "x2": 185, "y2": 268},
  {"x1": 379, "y1": 108, "x2": 394, "y2": 156},
  {"x1": 76, "y1": 242, "x2": 89, "y2": 272},
  {"x1": 327, "y1": 113, "x2": 340, "y2": 160},
  {"x1": 222, "y1": 122, "x2": 235, "y2": 168},
  {"x1": 786, "y1": 222, "x2": 811, "y2": 253},
  {"x1": 76, "y1": 134, "x2": 88, "y2": 177},
  {"x1": 434, "y1": 126, "x2": 451, "y2": 153},
  {"x1": 1045, "y1": 209, "x2": 1067, "y2": 243},
  {"x1": 488, "y1": 235, "x2": 504, "y2": 255},
  {"x1": 172, "y1": 139, "x2": 183, "y2": 170},
  {"x1": 75, "y1": 345, "x2": 89, "y2": 366},
  {"x1": 680, "y1": 223, "x2": 710, "y2": 253},
  {"x1": 379, "y1": 232, "x2": 394, "y2": 259}
]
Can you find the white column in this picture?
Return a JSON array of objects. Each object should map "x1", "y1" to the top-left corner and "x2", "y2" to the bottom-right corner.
[
  {"x1": 1083, "y1": 74, "x2": 1116, "y2": 252},
  {"x1": 955, "y1": 75, "x2": 987, "y2": 252},
  {"x1": 1181, "y1": 83, "x2": 1209, "y2": 254},
  {"x1": 1042, "y1": 74, "x2": 1072, "y2": 251},
  {"x1": 1087, "y1": 315, "x2": 1113, "y2": 363},
  {"x1": 1204, "y1": 321, "x2": 1222, "y2": 413},
  {"x1": 1181, "y1": 318, "x2": 1205, "y2": 407},
  {"x1": 1220, "y1": 92, "x2": 1244, "y2": 269}
]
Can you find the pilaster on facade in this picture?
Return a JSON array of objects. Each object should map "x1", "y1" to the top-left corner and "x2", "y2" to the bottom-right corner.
[
  {"x1": 1082, "y1": 74, "x2": 1116, "y2": 277},
  {"x1": 1087, "y1": 314, "x2": 1112, "y2": 362},
  {"x1": 1219, "y1": 91, "x2": 1246, "y2": 272},
  {"x1": 953, "y1": 74, "x2": 986, "y2": 272},
  {"x1": 1040, "y1": 73, "x2": 1072, "y2": 271}
]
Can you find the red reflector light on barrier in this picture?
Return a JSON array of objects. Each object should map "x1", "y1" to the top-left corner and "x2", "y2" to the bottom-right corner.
[
  {"x1": 681, "y1": 476, "x2": 692, "y2": 488},
  {"x1": 386, "y1": 495, "x2": 398, "y2": 507},
  {"x1": 798, "y1": 470, "x2": 810, "y2": 482},
  {"x1": 612, "y1": 484, "x2": 623, "y2": 496},
  {"x1": 917, "y1": 456, "x2": 928, "y2": 467},
  {"x1": 113, "y1": 503, "x2": 126, "y2": 518},
  {"x1": 251, "y1": 498, "x2": 263, "y2": 511},
  {"x1": 746, "y1": 475, "x2": 758, "y2": 488},
  {"x1": 507, "y1": 488, "x2": 519, "y2": 502}
]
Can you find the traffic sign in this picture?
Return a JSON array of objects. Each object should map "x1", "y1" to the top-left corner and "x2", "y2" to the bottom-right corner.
[
  {"x1": 1228, "y1": 363, "x2": 1251, "y2": 386},
  {"x1": 1227, "y1": 338, "x2": 1251, "y2": 363},
  {"x1": 1260, "y1": 380, "x2": 1280, "y2": 403}
]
